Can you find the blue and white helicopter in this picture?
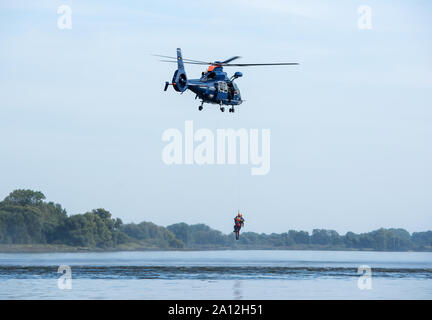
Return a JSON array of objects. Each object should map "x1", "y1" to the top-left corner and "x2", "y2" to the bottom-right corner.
[{"x1": 156, "y1": 48, "x2": 298, "y2": 113}]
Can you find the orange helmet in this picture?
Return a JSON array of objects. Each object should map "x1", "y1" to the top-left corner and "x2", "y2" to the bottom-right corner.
[{"x1": 238, "y1": 212, "x2": 242, "y2": 217}]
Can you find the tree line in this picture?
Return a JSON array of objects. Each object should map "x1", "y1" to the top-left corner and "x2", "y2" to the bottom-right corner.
[{"x1": 0, "y1": 189, "x2": 431, "y2": 251}]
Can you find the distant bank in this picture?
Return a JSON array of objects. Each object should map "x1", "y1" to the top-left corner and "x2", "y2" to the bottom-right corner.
[{"x1": 1, "y1": 189, "x2": 431, "y2": 253}]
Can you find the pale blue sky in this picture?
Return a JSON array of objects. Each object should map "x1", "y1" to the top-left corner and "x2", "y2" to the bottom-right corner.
[{"x1": 0, "y1": 0, "x2": 431, "y2": 234}]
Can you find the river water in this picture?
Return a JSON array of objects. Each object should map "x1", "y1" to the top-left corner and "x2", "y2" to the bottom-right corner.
[{"x1": 0, "y1": 250, "x2": 431, "y2": 299}]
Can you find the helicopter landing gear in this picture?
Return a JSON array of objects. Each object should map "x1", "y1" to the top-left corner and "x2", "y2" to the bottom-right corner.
[
  {"x1": 198, "y1": 101, "x2": 204, "y2": 111},
  {"x1": 229, "y1": 107, "x2": 235, "y2": 113},
  {"x1": 220, "y1": 107, "x2": 225, "y2": 112}
]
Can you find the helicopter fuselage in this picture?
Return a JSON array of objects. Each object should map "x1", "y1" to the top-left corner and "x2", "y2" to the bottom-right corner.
[
  {"x1": 164, "y1": 49, "x2": 243, "y2": 112},
  {"x1": 187, "y1": 67, "x2": 242, "y2": 106}
]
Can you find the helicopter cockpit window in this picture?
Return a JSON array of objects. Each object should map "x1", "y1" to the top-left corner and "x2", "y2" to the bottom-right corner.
[{"x1": 204, "y1": 72, "x2": 216, "y2": 80}]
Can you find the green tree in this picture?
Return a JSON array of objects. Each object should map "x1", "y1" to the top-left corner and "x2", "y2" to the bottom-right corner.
[
  {"x1": 412, "y1": 231, "x2": 432, "y2": 249},
  {"x1": 288, "y1": 230, "x2": 310, "y2": 244},
  {"x1": 122, "y1": 222, "x2": 184, "y2": 248},
  {"x1": 311, "y1": 229, "x2": 341, "y2": 245},
  {"x1": 3, "y1": 189, "x2": 45, "y2": 206},
  {"x1": 344, "y1": 231, "x2": 360, "y2": 248},
  {"x1": 167, "y1": 223, "x2": 190, "y2": 245}
]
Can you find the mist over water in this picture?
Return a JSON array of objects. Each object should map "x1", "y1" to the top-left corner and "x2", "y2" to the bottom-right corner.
[{"x1": 1, "y1": 250, "x2": 431, "y2": 299}]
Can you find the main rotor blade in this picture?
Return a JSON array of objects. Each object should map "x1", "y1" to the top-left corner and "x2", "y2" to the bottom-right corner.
[
  {"x1": 221, "y1": 56, "x2": 241, "y2": 64},
  {"x1": 224, "y1": 62, "x2": 299, "y2": 66},
  {"x1": 153, "y1": 54, "x2": 210, "y2": 64},
  {"x1": 159, "y1": 60, "x2": 210, "y2": 65}
]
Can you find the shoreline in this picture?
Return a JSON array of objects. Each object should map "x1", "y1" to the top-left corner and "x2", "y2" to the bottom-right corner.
[{"x1": 1, "y1": 244, "x2": 431, "y2": 254}]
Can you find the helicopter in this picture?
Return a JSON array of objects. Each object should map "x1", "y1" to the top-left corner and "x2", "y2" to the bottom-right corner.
[{"x1": 156, "y1": 48, "x2": 298, "y2": 113}]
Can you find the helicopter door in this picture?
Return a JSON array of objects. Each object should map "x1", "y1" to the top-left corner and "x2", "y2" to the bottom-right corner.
[{"x1": 227, "y1": 82, "x2": 235, "y2": 100}]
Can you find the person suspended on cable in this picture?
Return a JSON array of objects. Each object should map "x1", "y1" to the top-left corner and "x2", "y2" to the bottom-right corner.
[{"x1": 233, "y1": 211, "x2": 244, "y2": 239}]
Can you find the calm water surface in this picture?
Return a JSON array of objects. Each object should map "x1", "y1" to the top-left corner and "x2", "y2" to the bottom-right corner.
[{"x1": 0, "y1": 250, "x2": 431, "y2": 299}]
